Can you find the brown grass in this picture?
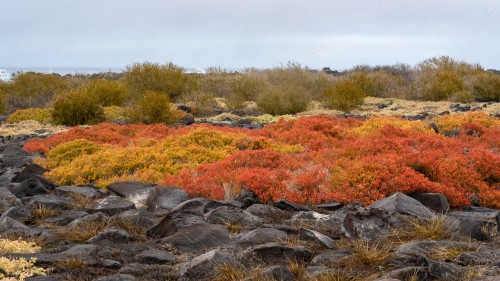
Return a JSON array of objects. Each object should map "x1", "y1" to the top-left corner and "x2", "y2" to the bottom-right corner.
[
  {"x1": 30, "y1": 205, "x2": 60, "y2": 227},
  {"x1": 69, "y1": 193, "x2": 95, "y2": 209},
  {"x1": 215, "y1": 263, "x2": 274, "y2": 281},
  {"x1": 223, "y1": 222, "x2": 245, "y2": 234},
  {"x1": 109, "y1": 216, "x2": 147, "y2": 238},
  {"x1": 55, "y1": 219, "x2": 109, "y2": 242},
  {"x1": 334, "y1": 239, "x2": 392, "y2": 275},
  {"x1": 390, "y1": 216, "x2": 453, "y2": 242}
]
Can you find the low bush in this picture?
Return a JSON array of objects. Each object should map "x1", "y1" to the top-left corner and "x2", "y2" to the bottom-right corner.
[
  {"x1": 6, "y1": 108, "x2": 53, "y2": 124},
  {"x1": 322, "y1": 78, "x2": 365, "y2": 111},
  {"x1": 226, "y1": 74, "x2": 267, "y2": 110},
  {"x1": 255, "y1": 63, "x2": 329, "y2": 115},
  {"x1": 471, "y1": 71, "x2": 500, "y2": 102},
  {"x1": 0, "y1": 238, "x2": 45, "y2": 280},
  {"x1": 86, "y1": 79, "x2": 127, "y2": 106},
  {"x1": 432, "y1": 111, "x2": 499, "y2": 134},
  {"x1": 25, "y1": 113, "x2": 499, "y2": 208},
  {"x1": 124, "y1": 91, "x2": 180, "y2": 124},
  {"x1": 51, "y1": 87, "x2": 105, "y2": 126},
  {"x1": 124, "y1": 62, "x2": 198, "y2": 101},
  {"x1": 5, "y1": 72, "x2": 66, "y2": 110},
  {"x1": 36, "y1": 127, "x2": 299, "y2": 187}
]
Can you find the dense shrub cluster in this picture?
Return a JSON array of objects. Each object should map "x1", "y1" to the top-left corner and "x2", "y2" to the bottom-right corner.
[
  {"x1": 26, "y1": 114, "x2": 499, "y2": 208},
  {"x1": 52, "y1": 87, "x2": 106, "y2": 126},
  {"x1": 6, "y1": 108, "x2": 53, "y2": 124},
  {"x1": 0, "y1": 238, "x2": 45, "y2": 280}
]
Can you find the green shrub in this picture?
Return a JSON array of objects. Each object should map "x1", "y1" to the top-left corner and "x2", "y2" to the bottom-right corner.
[
  {"x1": 6, "y1": 108, "x2": 53, "y2": 124},
  {"x1": 124, "y1": 91, "x2": 179, "y2": 124},
  {"x1": 322, "y1": 79, "x2": 365, "y2": 111},
  {"x1": 103, "y1": 106, "x2": 125, "y2": 121},
  {"x1": 226, "y1": 74, "x2": 267, "y2": 110},
  {"x1": 471, "y1": 72, "x2": 500, "y2": 102},
  {"x1": 256, "y1": 83, "x2": 312, "y2": 115},
  {"x1": 254, "y1": 63, "x2": 328, "y2": 115},
  {"x1": 52, "y1": 87, "x2": 105, "y2": 126},
  {"x1": 87, "y1": 79, "x2": 127, "y2": 106},
  {"x1": 124, "y1": 62, "x2": 198, "y2": 101},
  {"x1": 416, "y1": 56, "x2": 481, "y2": 101},
  {"x1": 0, "y1": 83, "x2": 7, "y2": 115},
  {"x1": 6, "y1": 72, "x2": 66, "y2": 110}
]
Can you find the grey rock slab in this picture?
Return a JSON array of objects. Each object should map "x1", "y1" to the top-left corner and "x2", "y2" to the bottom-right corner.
[
  {"x1": 246, "y1": 243, "x2": 314, "y2": 264},
  {"x1": 182, "y1": 249, "x2": 233, "y2": 280},
  {"x1": 310, "y1": 249, "x2": 352, "y2": 265},
  {"x1": 447, "y1": 215, "x2": 496, "y2": 241},
  {"x1": 314, "y1": 201, "x2": 342, "y2": 211},
  {"x1": 92, "y1": 196, "x2": 136, "y2": 216},
  {"x1": 66, "y1": 212, "x2": 108, "y2": 229},
  {"x1": 170, "y1": 197, "x2": 230, "y2": 215},
  {"x1": 147, "y1": 210, "x2": 206, "y2": 238},
  {"x1": 235, "y1": 228, "x2": 288, "y2": 248},
  {"x1": 342, "y1": 207, "x2": 403, "y2": 241},
  {"x1": 101, "y1": 259, "x2": 122, "y2": 269},
  {"x1": 396, "y1": 240, "x2": 471, "y2": 256},
  {"x1": 53, "y1": 185, "x2": 107, "y2": 199},
  {"x1": 0, "y1": 185, "x2": 22, "y2": 206},
  {"x1": 146, "y1": 185, "x2": 189, "y2": 212},
  {"x1": 299, "y1": 228, "x2": 336, "y2": 249},
  {"x1": 95, "y1": 274, "x2": 136, "y2": 281},
  {"x1": 2, "y1": 156, "x2": 32, "y2": 168},
  {"x1": 1, "y1": 205, "x2": 33, "y2": 221},
  {"x1": 205, "y1": 206, "x2": 264, "y2": 227},
  {"x1": 291, "y1": 211, "x2": 330, "y2": 222},
  {"x1": 2, "y1": 145, "x2": 31, "y2": 158},
  {"x1": 273, "y1": 199, "x2": 312, "y2": 211},
  {"x1": 112, "y1": 209, "x2": 157, "y2": 229},
  {"x1": 10, "y1": 176, "x2": 56, "y2": 197},
  {"x1": 427, "y1": 259, "x2": 466, "y2": 280},
  {"x1": 408, "y1": 192, "x2": 449, "y2": 213},
  {"x1": 107, "y1": 181, "x2": 154, "y2": 208},
  {"x1": 160, "y1": 223, "x2": 232, "y2": 253},
  {"x1": 381, "y1": 266, "x2": 428, "y2": 281},
  {"x1": 0, "y1": 216, "x2": 29, "y2": 232},
  {"x1": 42, "y1": 209, "x2": 89, "y2": 226},
  {"x1": 326, "y1": 202, "x2": 363, "y2": 225},
  {"x1": 264, "y1": 265, "x2": 295, "y2": 281},
  {"x1": 87, "y1": 228, "x2": 134, "y2": 244},
  {"x1": 246, "y1": 203, "x2": 289, "y2": 221},
  {"x1": 12, "y1": 162, "x2": 48, "y2": 183},
  {"x1": 367, "y1": 192, "x2": 435, "y2": 218},
  {"x1": 25, "y1": 194, "x2": 73, "y2": 210},
  {"x1": 136, "y1": 250, "x2": 176, "y2": 264},
  {"x1": 455, "y1": 250, "x2": 500, "y2": 266}
]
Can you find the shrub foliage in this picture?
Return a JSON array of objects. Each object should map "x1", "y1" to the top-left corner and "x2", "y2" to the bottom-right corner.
[{"x1": 25, "y1": 113, "x2": 499, "y2": 208}]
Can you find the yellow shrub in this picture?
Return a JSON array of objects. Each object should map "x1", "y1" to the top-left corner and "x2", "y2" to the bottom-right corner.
[
  {"x1": 124, "y1": 62, "x2": 198, "y2": 101},
  {"x1": 351, "y1": 116, "x2": 434, "y2": 136},
  {"x1": 86, "y1": 79, "x2": 127, "y2": 106},
  {"x1": 52, "y1": 87, "x2": 105, "y2": 126},
  {"x1": 6, "y1": 108, "x2": 53, "y2": 124},
  {"x1": 0, "y1": 238, "x2": 41, "y2": 254},
  {"x1": 43, "y1": 139, "x2": 101, "y2": 168},
  {"x1": 432, "y1": 111, "x2": 500, "y2": 134},
  {"x1": 0, "y1": 238, "x2": 45, "y2": 281},
  {"x1": 124, "y1": 91, "x2": 179, "y2": 124},
  {"x1": 41, "y1": 128, "x2": 299, "y2": 187},
  {"x1": 0, "y1": 257, "x2": 46, "y2": 280},
  {"x1": 472, "y1": 72, "x2": 500, "y2": 102},
  {"x1": 6, "y1": 72, "x2": 66, "y2": 110},
  {"x1": 322, "y1": 79, "x2": 365, "y2": 112},
  {"x1": 226, "y1": 74, "x2": 267, "y2": 110},
  {"x1": 103, "y1": 106, "x2": 125, "y2": 121}
]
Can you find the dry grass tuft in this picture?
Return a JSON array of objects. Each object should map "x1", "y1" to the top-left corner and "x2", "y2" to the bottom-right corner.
[
  {"x1": 55, "y1": 219, "x2": 109, "y2": 242},
  {"x1": 390, "y1": 216, "x2": 452, "y2": 242},
  {"x1": 429, "y1": 242, "x2": 476, "y2": 260},
  {"x1": 30, "y1": 205, "x2": 60, "y2": 226},
  {"x1": 109, "y1": 216, "x2": 147, "y2": 238},
  {"x1": 334, "y1": 239, "x2": 392, "y2": 274},
  {"x1": 314, "y1": 269, "x2": 361, "y2": 281},
  {"x1": 69, "y1": 193, "x2": 95, "y2": 209},
  {"x1": 53, "y1": 257, "x2": 85, "y2": 270},
  {"x1": 215, "y1": 263, "x2": 273, "y2": 281},
  {"x1": 223, "y1": 222, "x2": 245, "y2": 234},
  {"x1": 287, "y1": 261, "x2": 308, "y2": 278}
]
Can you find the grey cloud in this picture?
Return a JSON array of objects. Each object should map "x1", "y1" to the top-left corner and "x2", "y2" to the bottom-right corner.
[{"x1": 1, "y1": 0, "x2": 499, "y2": 69}]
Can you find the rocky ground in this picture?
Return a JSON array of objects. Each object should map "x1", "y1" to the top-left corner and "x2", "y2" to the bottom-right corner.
[{"x1": 0, "y1": 121, "x2": 499, "y2": 280}]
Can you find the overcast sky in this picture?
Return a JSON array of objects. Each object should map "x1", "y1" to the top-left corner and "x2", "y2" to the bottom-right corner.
[{"x1": 1, "y1": 0, "x2": 499, "y2": 70}]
